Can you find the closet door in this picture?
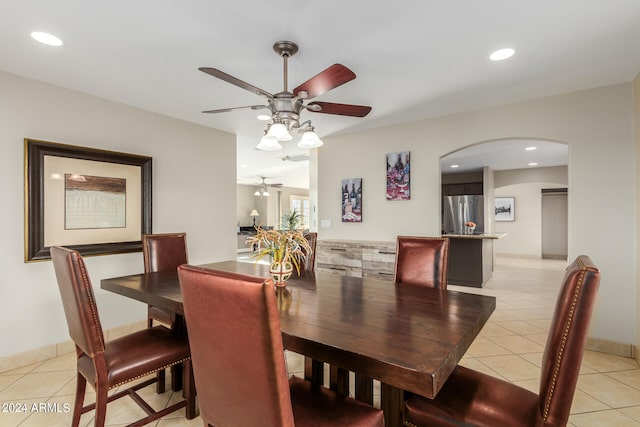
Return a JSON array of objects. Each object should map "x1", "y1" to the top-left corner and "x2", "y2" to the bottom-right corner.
[{"x1": 541, "y1": 189, "x2": 568, "y2": 260}]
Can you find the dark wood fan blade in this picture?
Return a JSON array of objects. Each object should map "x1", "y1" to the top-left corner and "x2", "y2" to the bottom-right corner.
[
  {"x1": 199, "y1": 67, "x2": 274, "y2": 98},
  {"x1": 293, "y1": 64, "x2": 356, "y2": 99},
  {"x1": 307, "y1": 102, "x2": 372, "y2": 117},
  {"x1": 202, "y1": 105, "x2": 269, "y2": 114}
]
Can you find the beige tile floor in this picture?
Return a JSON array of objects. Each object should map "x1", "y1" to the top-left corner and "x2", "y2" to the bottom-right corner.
[{"x1": 1, "y1": 256, "x2": 639, "y2": 426}]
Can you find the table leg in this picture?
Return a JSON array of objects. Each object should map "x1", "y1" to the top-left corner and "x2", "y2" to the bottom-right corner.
[
  {"x1": 329, "y1": 365, "x2": 349, "y2": 395},
  {"x1": 355, "y1": 374, "x2": 374, "y2": 405},
  {"x1": 304, "y1": 357, "x2": 324, "y2": 386},
  {"x1": 184, "y1": 359, "x2": 197, "y2": 419},
  {"x1": 171, "y1": 365, "x2": 183, "y2": 392},
  {"x1": 170, "y1": 315, "x2": 187, "y2": 392},
  {"x1": 156, "y1": 368, "x2": 166, "y2": 393},
  {"x1": 380, "y1": 383, "x2": 404, "y2": 427}
]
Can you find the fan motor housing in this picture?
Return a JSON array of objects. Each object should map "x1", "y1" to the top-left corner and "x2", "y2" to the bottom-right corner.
[{"x1": 273, "y1": 41, "x2": 299, "y2": 58}]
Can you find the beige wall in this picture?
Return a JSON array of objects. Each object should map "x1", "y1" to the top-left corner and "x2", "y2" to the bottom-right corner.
[
  {"x1": 237, "y1": 184, "x2": 309, "y2": 228},
  {"x1": 493, "y1": 166, "x2": 568, "y2": 257},
  {"x1": 635, "y1": 72, "x2": 640, "y2": 361},
  {"x1": 317, "y1": 83, "x2": 636, "y2": 346},
  {"x1": 237, "y1": 184, "x2": 267, "y2": 227},
  {"x1": 0, "y1": 71, "x2": 237, "y2": 357}
]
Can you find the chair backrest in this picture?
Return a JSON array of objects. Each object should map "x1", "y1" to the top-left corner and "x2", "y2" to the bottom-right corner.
[
  {"x1": 50, "y1": 246, "x2": 105, "y2": 357},
  {"x1": 178, "y1": 265, "x2": 294, "y2": 427},
  {"x1": 394, "y1": 236, "x2": 450, "y2": 289},
  {"x1": 303, "y1": 232, "x2": 318, "y2": 271},
  {"x1": 538, "y1": 255, "x2": 600, "y2": 426},
  {"x1": 142, "y1": 233, "x2": 188, "y2": 273}
]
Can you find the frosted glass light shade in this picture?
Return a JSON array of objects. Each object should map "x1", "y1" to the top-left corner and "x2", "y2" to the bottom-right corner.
[
  {"x1": 266, "y1": 123, "x2": 292, "y2": 141},
  {"x1": 256, "y1": 135, "x2": 282, "y2": 151},
  {"x1": 297, "y1": 131, "x2": 324, "y2": 148}
]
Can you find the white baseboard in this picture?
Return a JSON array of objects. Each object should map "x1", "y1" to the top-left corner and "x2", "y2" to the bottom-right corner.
[
  {"x1": 586, "y1": 337, "x2": 635, "y2": 358},
  {"x1": 0, "y1": 321, "x2": 146, "y2": 373},
  {"x1": 495, "y1": 252, "x2": 543, "y2": 259}
]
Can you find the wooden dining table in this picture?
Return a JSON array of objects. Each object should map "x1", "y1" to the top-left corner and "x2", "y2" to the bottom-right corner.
[{"x1": 101, "y1": 260, "x2": 495, "y2": 427}]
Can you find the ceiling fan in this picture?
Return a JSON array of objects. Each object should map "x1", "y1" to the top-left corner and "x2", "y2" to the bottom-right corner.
[
  {"x1": 281, "y1": 154, "x2": 309, "y2": 162},
  {"x1": 254, "y1": 177, "x2": 282, "y2": 197},
  {"x1": 199, "y1": 41, "x2": 372, "y2": 150}
]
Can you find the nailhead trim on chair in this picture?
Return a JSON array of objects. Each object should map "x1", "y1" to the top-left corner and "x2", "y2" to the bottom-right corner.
[
  {"x1": 542, "y1": 260, "x2": 587, "y2": 421},
  {"x1": 78, "y1": 258, "x2": 105, "y2": 351},
  {"x1": 77, "y1": 251, "x2": 191, "y2": 391},
  {"x1": 109, "y1": 356, "x2": 191, "y2": 389},
  {"x1": 403, "y1": 256, "x2": 593, "y2": 426}
]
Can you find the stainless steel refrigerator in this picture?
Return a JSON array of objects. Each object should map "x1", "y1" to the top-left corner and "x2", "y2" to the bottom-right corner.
[{"x1": 442, "y1": 195, "x2": 484, "y2": 234}]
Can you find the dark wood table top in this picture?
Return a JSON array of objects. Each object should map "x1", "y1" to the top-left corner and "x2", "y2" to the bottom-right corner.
[{"x1": 101, "y1": 260, "x2": 495, "y2": 399}]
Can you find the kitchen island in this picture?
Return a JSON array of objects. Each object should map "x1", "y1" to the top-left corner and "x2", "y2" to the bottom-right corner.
[
  {"x1": 444, "y1": 233, "x2": 506, "y2": 288},
  {"x1": 314, "y1": 234, "x2": 506, "y2": 288}
]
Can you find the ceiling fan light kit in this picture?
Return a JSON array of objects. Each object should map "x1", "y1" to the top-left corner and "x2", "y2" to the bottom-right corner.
[
  {"x1": 266, "y1": 122, "x2": 292, "y2": 141},
  {"x1": 256, "y1": 135, "x2": 282, "y2": 151},
  {"x1": 200, "y1": 40, "x2": 371, "y2": 151},
  {"x1": 253, "y1": 177, "x2": 281, "y2": 197},
  {"x1": 298, "y1": 130, "x2": 324, "y2": 149}
]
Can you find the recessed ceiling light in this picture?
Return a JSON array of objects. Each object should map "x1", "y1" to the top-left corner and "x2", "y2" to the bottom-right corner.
[
  {"x1": 528, "y1": 162, "x2": 538, "y2": 166},
  {"x1": 525, "y1": 146, "x2": 537, "y2": 151},
  {"x1": 257, "y1": 114, "x2": 271, "y2": 121},
  {"x1": 489, "y1": 48, "x2": 515, "y2": 61},
  {"x1": 30, "y1": 31, "x2": 63, "y2": 47},
  {"x1": 450, "y1": 164, "x2": 459, "y2": 168}
]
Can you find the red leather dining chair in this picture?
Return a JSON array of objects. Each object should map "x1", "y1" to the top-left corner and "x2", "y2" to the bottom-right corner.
[
  {"x1": 303, "y1": 232, "x2": 318, "y2": 271},
  {"x1": 142, "y1": 232, "x2": 188, "y2": 392},
  {"x1": 50, "y1": 246, "x2": 196, "y2": 427},
  {"x1": 178, "y1": 265, "x2": 384, "y2": 427},
  {"x1": 394, "y1": 236, "x2": 449, "y2": 289},
  {"x1": 403, "y1": 255, "x2": 600, "y2": 427},
  {"x1": 142, "y1": 232, "x2": 188, "y2": 327}
]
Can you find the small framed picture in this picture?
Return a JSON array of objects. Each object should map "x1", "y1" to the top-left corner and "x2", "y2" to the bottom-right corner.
[
  {"x1": 386, "y1": 151, "x2": 410, "y2": 200},
  {"x1": 341, "y1": 178, "x2": 362, "y2": 222},
  {"x1": 495, "y1": 197, "x2": 515, "y2": 222}
]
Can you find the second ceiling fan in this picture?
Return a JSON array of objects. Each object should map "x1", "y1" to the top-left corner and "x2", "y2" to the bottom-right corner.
[{"x1": 199, "y1": 41, "x2": 372, "y2": 150}]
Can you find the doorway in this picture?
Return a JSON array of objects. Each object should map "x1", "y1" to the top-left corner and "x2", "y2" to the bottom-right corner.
[{"x1": 541, "y1": 188, "x2": 568, "y2": 260}]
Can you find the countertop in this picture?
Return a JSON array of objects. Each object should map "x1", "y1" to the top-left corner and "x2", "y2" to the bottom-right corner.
[{"x1": 442, "y1": 233, "x2": 508, "y2": 240}]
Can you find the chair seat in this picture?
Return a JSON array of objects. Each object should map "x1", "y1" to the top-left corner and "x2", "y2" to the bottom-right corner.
[
  {"x1": 77, "y1": 326, "x2": 190, "y2": 389},
  {"x1": 289, "y1": 376, "x2": 384, "y2": 427},
  {"x1": 403, "y1": 365, "x2": 541, "y2": 427}
]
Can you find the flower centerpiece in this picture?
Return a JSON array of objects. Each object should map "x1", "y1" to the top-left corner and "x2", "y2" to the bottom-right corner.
[
  {"x1": 464, "y1": 221, "x2": 476, "y2": 235},
  {"x1": 245, "y1": 211, "x2": 311, "y2": 287}
]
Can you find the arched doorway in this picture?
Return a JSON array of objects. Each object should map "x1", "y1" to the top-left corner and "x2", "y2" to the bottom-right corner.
[{"x1": 440, "y1": 138, "x2": 568, "y2": 259}]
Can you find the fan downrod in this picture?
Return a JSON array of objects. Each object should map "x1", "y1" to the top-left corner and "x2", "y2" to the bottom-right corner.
[{"x1": 273, "y1": 41, "x2": 299, "y2": 58}]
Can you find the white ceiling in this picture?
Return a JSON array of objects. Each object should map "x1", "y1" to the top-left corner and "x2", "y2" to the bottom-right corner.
[
  {"x1": 2, "y1": 1, "x2": 639, "y2": 188},
  {"x1": 441, "y1": 139, "x2": 569, "y2": 174}
]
